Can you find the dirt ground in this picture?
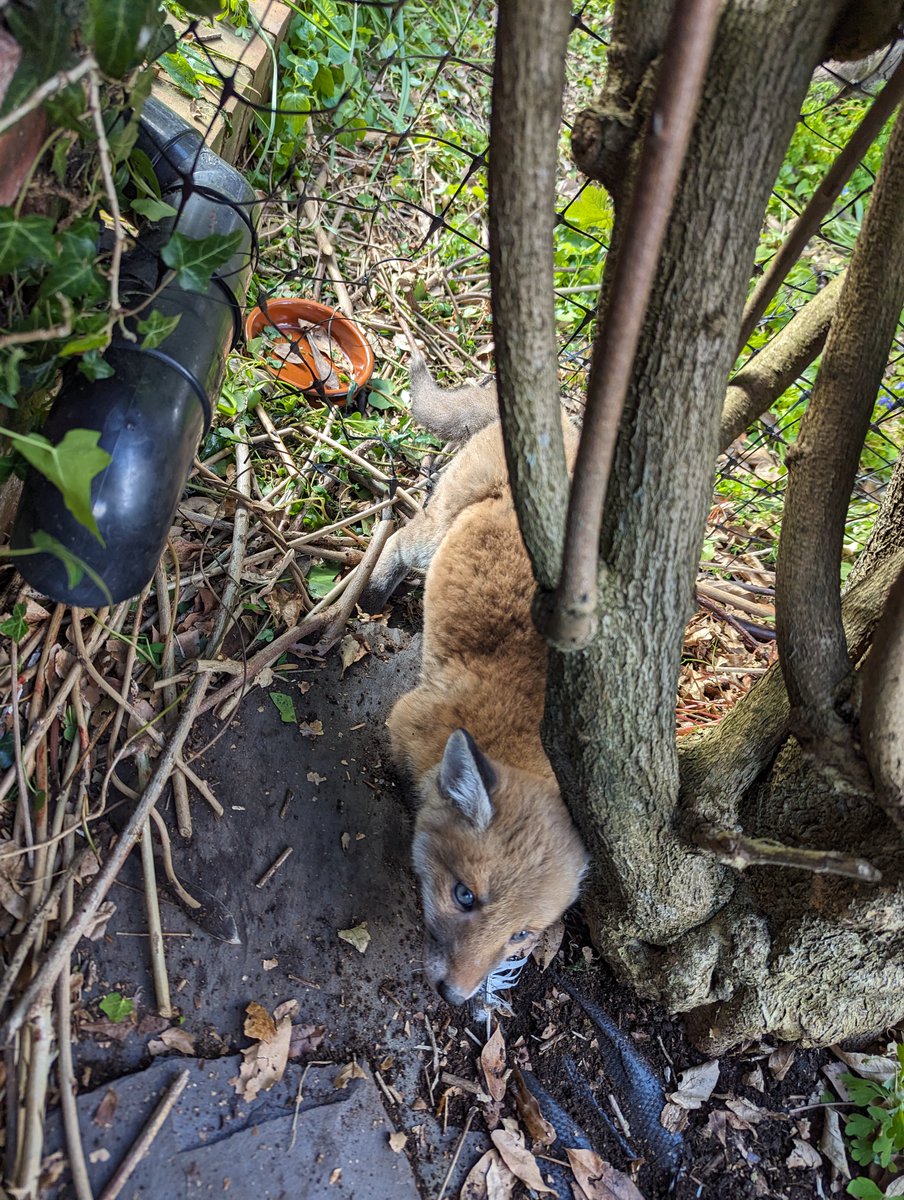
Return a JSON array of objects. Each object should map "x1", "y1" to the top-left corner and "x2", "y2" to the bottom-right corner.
[{"x1": 42, "y1": 611, "x2": 853, "y2": 1200}]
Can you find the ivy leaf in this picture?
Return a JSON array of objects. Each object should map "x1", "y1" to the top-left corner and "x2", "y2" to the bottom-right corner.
[
  {"x1": 0, "y1": 603, "x2": 28, "y2": 643},
  {"x1": 0, "y1": 210, "x2": 56, "y2": 273},
  {"x1": 131, "y1": 196, "x2": 178, "y2": 222},
  {"x1": 137, "y1": 310, "x2": 181, "y2": 350},
  {"x1": 99, "y1": 991, "x2": 135, "y2": 1022},
  {"x1": 0, "y1": 427, "x2": 111, "y2": 541},
  {"x1": 38, "y1": 254, "x2": 105, "y2": 302},
  {"x1": 161, "y1": 229, "x2": 244, "y2": 294},
  {"x1": 78, "y1": 351, "x2": 115, "y2": 381},
  {"x1": 27, "y1": 531, "x2": 112, "y2": 601},
  {"x1": 88, "y1": 0, "x2": 151, "y2": 78},
  {"x1": 269, "y1": 691, "x2": 297, "y2": 724}
]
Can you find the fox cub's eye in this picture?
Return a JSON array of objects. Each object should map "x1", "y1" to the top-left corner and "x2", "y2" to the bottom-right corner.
[
  {"x1": 452, "y1": 882, "x2": 475, "y2": 910},
  {"x1": 511, "y1": 930, "x2": 531, "y2": 942}
]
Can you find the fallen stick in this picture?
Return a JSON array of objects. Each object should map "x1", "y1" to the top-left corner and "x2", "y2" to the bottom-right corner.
[{"x1": 98, "y1": 1070, "x2": 190, "y2": 1200}]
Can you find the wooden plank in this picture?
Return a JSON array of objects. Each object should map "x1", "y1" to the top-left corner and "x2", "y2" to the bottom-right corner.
[{"x1": 151, "y1": 0, "x2": 292, "y2": 165}]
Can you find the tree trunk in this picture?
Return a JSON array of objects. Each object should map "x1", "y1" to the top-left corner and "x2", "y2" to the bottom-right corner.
[{"x1": 542, "y1": 0, "x2": 847, "y2": 970}]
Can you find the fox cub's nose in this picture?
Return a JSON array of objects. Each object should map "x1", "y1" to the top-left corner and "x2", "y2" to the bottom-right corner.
[{"x1": 437, "y1": 980, "x2": 469, "y2": 1007}]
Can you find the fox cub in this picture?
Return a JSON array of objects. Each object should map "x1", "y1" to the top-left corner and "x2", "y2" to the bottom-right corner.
[{"x1": 365, "y1": 345, "x2": 588, "y2": 1006}]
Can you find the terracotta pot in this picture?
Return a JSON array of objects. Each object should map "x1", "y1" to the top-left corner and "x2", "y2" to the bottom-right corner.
[{"x1": 244, "y1": 297, "x2": 375, "y2": 402}]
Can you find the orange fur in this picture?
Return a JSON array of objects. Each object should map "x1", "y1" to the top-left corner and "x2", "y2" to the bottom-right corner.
[{"x1": 376, "y1": 379, "x2": 587, "y2": 1005}]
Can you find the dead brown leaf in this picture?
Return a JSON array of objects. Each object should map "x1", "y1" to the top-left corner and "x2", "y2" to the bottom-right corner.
[
  {"x1": 299, "y1": 720, "x2": 324, "y2": 737},
  {"x1": 333, "y1": 1060, "x2": 366, "y2": 1089},
  {"x1": 339, "y1": 634, "x2": 368, "y2": 676},
  {"x1": 481, "y1": 1025, "x2": 508, "y2": 1103},
  {"x1": 244, "y1": 1001, "x2": 277, "y2": 1042},
  {"x1": 0, "y1": 837, "x2": 27, "y2": 920},
  {"x1": 148, "y1": 1026, "x2": 196, "y2": 1056},
  {"x1": 490, "y1": 1129, "x2": 554, "y2": 1194},
  {"x1": 831, "y1": 1047, "x2": 897, "y2": 1084},
  {"x1": 819, "y1": 1106, "x2": 850, "y2": 1179},
  {"x1": 725, "y1": 1097, "x2": 768, "y2": 1129},
  {"x1": 531, "y1": 920, "x2": 565, "y2": 972},
  {"x1": 566, "y1": 1147, "x2": 647, "y2": 1200},
  {"x1": 337, "y1": 922, "x2": 371, "y2": 953},
  {"x1": 786, "y1": 1137, "x2": 822, "y2": 1169},
  {"x1": 768, "y1": 1043, "x2": 796, "y2": 1081},
  {"x1": 388, "y1": 1131, "x2": 407, "y2": 1153},
  {"x1": 510, "y1": 1067, "x2": 555, "y2": 1147},
  {"x1": 92, "y1": 1088, "x2": 118, "y2": 1127},
  {"x1": 289, "y1": 1022, "x2": 326, "y2": 1059},
  {"x1": 665, "y1": 1060, "x2": 719, "y2": 1113},
  {"x1": 459, "y1": 1149, "x2": 516, "y2": 1200},
  {"x1": 230, "y1": 1000, "x2": 294, "y2": 1101}
]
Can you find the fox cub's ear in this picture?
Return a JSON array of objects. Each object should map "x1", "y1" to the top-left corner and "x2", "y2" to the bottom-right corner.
[{"x1": 438, "y1": 729, "x2": 496, "y2": 831}]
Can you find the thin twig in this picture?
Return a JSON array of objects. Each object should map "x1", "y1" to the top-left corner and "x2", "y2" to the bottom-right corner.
[
  {"x1": 155, "y1": 560, "x2": 191, "y2": 838},
  {"x1": 15, "y1": 1004, "x2": 53, "y2": 1197},
  {"x1": 695, "y1": 825, "x2": 881, "y2": 883},
  {"x1": 87, "y1": 69, "x2": 126, "y2": 324},
  {"x1": 436, "y1": 1106, "x2": 478, "y2": 1200},
  {"x1": 544, "y1": 0, "x2": 721, "y2": 650},
  {"x1": 737, "y1": 57, "x2": 904, "y2": 353},
  {"x1": 0, "y1": 55, "x2": 96, "y2": 138},
  {"x1": 315, "y1": 510, "x2": 394, "y2": 652},
  {"x1": 97, "y1": 1070, "x2": 190, "y2": 1200},
  {"x1": 137, "y1": 752, "x2": 172, "y2": 1018},
  {"x1": 9, "y1": 635, "x2": 34, "y2": 863}
]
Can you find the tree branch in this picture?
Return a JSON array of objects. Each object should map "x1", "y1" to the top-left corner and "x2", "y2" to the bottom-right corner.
[
  {"x1": 776, "y1": 103, "x2": 904, "y2": 751},
  {"x1": 488, "y1": 0, "x2": 573, "y2": 593},
  {"x1": 859, "y1": 558, "x2": 904, "y2": 831},
  {"x1": 541, "y1": 0, "x2": 722, "y2": 651},
  {"x1": 737, "y1": 57, "x2": 904, "y2": 354},
  {"x1": 695, "y1": 825, "x2": 881, "y2": 882},
  {"x1": 720, "y1": 272, "x2": 844, "y2": 452},
  {"x1": 847, "y1": 445, "x2": 904, "y2": 589}
]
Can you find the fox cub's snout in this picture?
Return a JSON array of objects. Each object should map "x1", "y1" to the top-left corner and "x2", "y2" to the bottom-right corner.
[{"x1": 408, "y1": 729, "x2": 588, "y2": 1005}]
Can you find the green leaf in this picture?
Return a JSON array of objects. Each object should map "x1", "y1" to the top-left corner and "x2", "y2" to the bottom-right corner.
[
  {"x1": 306, "y1": 563, "x2": 340, "y2": 598},
  {"x1": 269, "y1": 691, "x2": 297, "y2": 724},
  {"x1": 131, "y1": 196, "x2": 178, "y2": 222},
  {"x1": 59, "y1": 328, "x2": 112, "y2": 358},
  {"x1": 847, "y1": 1178, "x2": 887, "y2": 1199},
  {"x1": 0, "y1": 603, "x2": 28, "y2": 643},
  {"x1": 99, "y1": 991, "x2": 135, "y2": 1023},
  {"x1": 161, "y1": 229, "x2": 244, "y2": 294},
  {"x1": 159, "y1": 52, "x2": 202, "y2": 98},
  {"x1": 0, "y1": 427, "x2": 111, "y2": 541},
  {"x1": 3, "y1": 0, "x2": 70, "y2": 113},
  {"x1": 137, "y1": 310, "x2": 181, "y2": 350},
  {"x1": 88, "y1": 0, "x2": 150, "y2": 77},
  {"x1": 38, "y1": 254, "x2": 105, "y2": 302},
  {"x1": 26, "y1": 532, "x2": 113, "y2": 601},
  {"x1": 0, "y1": 210, "x2": 56, "y2": 273},
  {"x1": 77, "y1": 351, "x2": 116, "y2": 382}
]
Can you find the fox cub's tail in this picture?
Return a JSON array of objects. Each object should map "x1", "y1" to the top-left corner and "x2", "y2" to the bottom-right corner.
[{"x1": 407, "y1": 334, "x2": 499, "y2": 443}]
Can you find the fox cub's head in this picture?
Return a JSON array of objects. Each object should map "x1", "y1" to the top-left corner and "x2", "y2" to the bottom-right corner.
[{"x1": 412, "y1": 728, "x2": 588, "y2": 1006}]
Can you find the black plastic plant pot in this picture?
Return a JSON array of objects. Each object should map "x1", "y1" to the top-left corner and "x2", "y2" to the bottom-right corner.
[{"x1": 11, "y1": 97, "x2": 258, "y2": 606}]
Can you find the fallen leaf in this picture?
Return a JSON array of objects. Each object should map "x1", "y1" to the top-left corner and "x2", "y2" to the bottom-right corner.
[
  {"x1": 83, "y1": 900, "x2": 116, "y2": 941},
  {"x1": 531, "y1": 920, "x2": 565, "y2": 972},
  {"x1": 270, "y1": 691, "x2": 297, "y2": 724},
  {"x1": 148, "y1": 1026, "x2": 195, "y2": 1056},
  {"x1": 886, "y1": 1178, "x2": 904, "y2": 1197},
  {"x1": 566, "y1": 1147, "x2": 647, "y2": 1200},
  {"x1": 231, "y1": 1001, "x2": 293, "y2": 1102},
  {"x1": 88, "y1": 1149, "x2": 110, "y2": 1164},
  {"x1": 831, "y1": 1047, "x2": 897, "y2": 1084},
  {"x1": 666, "y1": 1060, "x2": 720, "y2": 1110},
  {"x1": 388, "y1": 1131, "x2": 407, "y2": 1153},
  {"x1": 725, "y1": 1097, "x2": 768, "y2": 1128},
  {"x1": 299, "y1": 720, "x2": 324, "y2": 737},
  {"x1": 244, "y1": 1001, "x2": 277, "y2": 1042},
  {"x1": 659, "y1": 1102, "x2": 689, "y2": 1134},
  {"x1": 481, "y1": 1025, "x2": 508, "y2": 1103},
  {"x1": 307, "y1": 770, "x2": 327, "y2": 785},
  {"x1": 820, "y1": 1106, "x2": 850, "y2": 1179},
  {"x1": 742, "y1": 1065, "x2": 764, "y2": 1092},
  {"x1": 0, "y1": 837, "x2": 27, "y2": 919},
  {"x1": 289, "y1": 1022, "x2": 326, "y2": 1058},
  {"x1": 786, "y1": 1137, "x2": 822, "y2": 1169},
  {"x1": 338, "y1": 922, "x2": 371, "y2": 953},
  {"x1": 334, "y1": 1060, "x2": 366, "y2": 1089},
  {"x1": 252, "y1": 665, "x2": 274, "y2": 689},
  {"x1": 459, "y1": 1149, "x2": 516, "y2": 1200},
  {"x1": 768, "y1": 1043, "x2": 796, "y2": 1081},
  {"x1": 511, "y1": 1067, "x2": 555, "y2": 1147},
  {"x1": 339, "y1": 634, "x2": 368, "y2": 676},
  {"x1": 490, "y1": 1129, "x2": 554, "y2": 1194},
  {"x1": 92, "y1": 1089, "x2": 118, "y2": 1127},
  {"x1": 328, "y1": 1168, "x2": 342, "y2": 1185},
  {"x1": 262, "y1": 957, "x2": 278, "y2": 971}
]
